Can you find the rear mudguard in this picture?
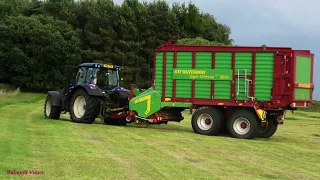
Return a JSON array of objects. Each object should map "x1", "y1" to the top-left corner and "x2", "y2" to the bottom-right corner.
[
  {"x1": 81, "y1": 84, "x2": 104, "y2": 96},
  {"x1": 47, "y1": 91, "x2": 62, "y2": 107}
]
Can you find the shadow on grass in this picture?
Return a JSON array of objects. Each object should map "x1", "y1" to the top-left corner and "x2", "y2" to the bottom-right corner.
[
  {"x1": 309, "y1": 116, "x2": 320, "y2": 119},
  {"x1": 39, "y1": 116, "x2": 287, "y2": 140},
  {"x1": 286, "y1": 117, "x2": 300, "y2": 120},
  {"x1": 290, "y1": 113, "x2": 320, "y2": 119},
  {"x1": 312, "y1": 134, "x2": 320, "y2": 137},
  {"x1": 41, "y1": 116, "x2": 290, "y2": 140},
  {"x1": 299, "y1": 109, "x2": 320, "y2": 113},
  {"x1": 42, "y1": 116, "x2": 195, "y2": 133}
]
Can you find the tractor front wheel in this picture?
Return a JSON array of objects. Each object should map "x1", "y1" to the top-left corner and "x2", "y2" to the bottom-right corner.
[
  {"x1": 70, "y1": 89, "x2": 99, "y2": 124},
  {"x1": 44, "y1": 95, "x2": 61, "y2": 119}
]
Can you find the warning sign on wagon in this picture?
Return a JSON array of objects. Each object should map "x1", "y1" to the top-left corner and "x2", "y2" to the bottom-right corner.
[{"x1": 172, "y1": 68, "x2": 232, "y2": 80}]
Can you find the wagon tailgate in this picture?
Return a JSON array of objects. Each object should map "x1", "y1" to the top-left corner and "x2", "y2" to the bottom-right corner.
[{"x1": 293, "y1": 54, "x2": 314, "y2": 102}]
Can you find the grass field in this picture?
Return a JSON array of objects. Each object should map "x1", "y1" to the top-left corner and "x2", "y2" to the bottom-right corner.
[{"x1": 0, "y1": 93, "x2": 319, "y2": 180}]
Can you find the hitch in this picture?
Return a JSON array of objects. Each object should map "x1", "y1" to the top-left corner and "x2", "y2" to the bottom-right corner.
[
  {"x1": 135, "y1": 116, "x2": 158, "y2": 124},
  {"x1": 126, "y1": 115, "x2": 158, "y2": 124},
  {"x1": 125, "y1": 111, "x2": 160, "y2": 124}
]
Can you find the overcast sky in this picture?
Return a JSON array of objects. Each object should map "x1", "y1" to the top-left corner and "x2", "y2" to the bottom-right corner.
[{"x1": 115, "y1": 0, "x2": 319, "y2": 100}]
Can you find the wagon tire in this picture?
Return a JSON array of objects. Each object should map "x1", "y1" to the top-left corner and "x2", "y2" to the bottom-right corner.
[
  {"x1": 70, "y1": 89, "x2": 99, "y2": 124},
  {"x1": 227, "y1": 109, "x2": 259, "y2": 139},
  {"x1": 191, "y1": 107, "x2": 224, "y2": 136},
  {"x1": 258, "y1": 119, "x2": 278, "y2": 138},
  {"x1": 44, "y1": 95, "x2": 61, "y2": 120}
]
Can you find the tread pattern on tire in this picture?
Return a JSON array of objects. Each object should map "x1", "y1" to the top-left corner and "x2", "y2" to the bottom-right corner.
[{"x1": 70, "y1": 89, "x2": 99, "y2": 124}]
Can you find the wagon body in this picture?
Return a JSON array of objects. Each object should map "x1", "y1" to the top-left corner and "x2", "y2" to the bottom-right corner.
[
  {"x1": 127, "y1": 40, "x2": 314, "y2": 139},
  {"x1": 152, "y1": 40, "x2": 314, "y2": 110}
]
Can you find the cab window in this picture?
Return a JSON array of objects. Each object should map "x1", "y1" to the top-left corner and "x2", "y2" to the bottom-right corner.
[{"x1": 75, "y1": 67, "x2": 87, "y2": 85}]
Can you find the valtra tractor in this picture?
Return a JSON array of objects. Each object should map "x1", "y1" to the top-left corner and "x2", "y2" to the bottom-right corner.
[
  {"x1": 45, "y1": 40, "x2": 314, "y2": 139},
  {"x1": 44, "y1": 63, "x2": 130, "y2": 125}
]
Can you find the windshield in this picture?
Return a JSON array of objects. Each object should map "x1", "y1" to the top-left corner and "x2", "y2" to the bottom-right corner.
[{"x1": 94, "y1": 68, "x2": 119, "y2": 90}]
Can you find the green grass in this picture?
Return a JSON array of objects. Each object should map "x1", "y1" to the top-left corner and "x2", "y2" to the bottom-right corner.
[
  {"x1": 0, "y1": 94, "x2": 319, "y2": 179},
  {"x1": 0, "y1": 92, "x2": 46, "y2": 108}
]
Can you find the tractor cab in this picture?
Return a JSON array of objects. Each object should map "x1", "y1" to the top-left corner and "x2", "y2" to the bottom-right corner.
[{"x1": 75, "y1": 63, "x2": 123, "y2": 92}]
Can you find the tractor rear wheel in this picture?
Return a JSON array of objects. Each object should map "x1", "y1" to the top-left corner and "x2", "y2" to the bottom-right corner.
[
  {"x1": 70, "y1": 89, "x2": 99, "y2": 124},
  {"x1": 227, "y1": 109, "x2": 259, "y2": 139},
  {"x1": 44, "y1": 95, "x2": 61, "y2": 119},
  {"x1": 191, "y1": 106, "x2": 224, "y2": 136},
  {"x1": 258, "y1": 119, "x2": 278, "y2": 138}
]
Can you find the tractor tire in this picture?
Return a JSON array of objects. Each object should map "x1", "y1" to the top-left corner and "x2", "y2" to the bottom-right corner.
[
  {"x1": 191, "y1": 106, "x2": 224, "y2": 136},
  {"x1": 44, "y1": 95, "x2": 61, "y2": 119},
  {"x1": 70, "y1": 89, "x2": 99, "y2": 124},
  {"x1": 258, "y1": 119, "x2": 278, "y2": 138},
  {"x1": 227, "y1": 109, "x2": 259, "y2": 139}
]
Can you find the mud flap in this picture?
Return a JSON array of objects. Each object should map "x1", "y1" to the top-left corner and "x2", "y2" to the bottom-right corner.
[{"x1": 253, "y1": 106, "x2": 267, "y2": 122}]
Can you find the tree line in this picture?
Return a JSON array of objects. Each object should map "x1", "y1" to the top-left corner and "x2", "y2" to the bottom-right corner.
[{"x1": 0, "y1": 0, "x2": 233, "y2": 90}]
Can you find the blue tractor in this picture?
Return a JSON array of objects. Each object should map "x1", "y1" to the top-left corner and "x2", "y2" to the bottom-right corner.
[{"x1": 44, "y1": 63, "x2": 130, "y2": 125}]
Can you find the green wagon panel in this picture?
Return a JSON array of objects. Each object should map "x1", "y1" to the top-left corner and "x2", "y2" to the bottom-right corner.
[
  {"x1": 295, "y1": 89, "x2": 311, "y2": 100},
  {"x1": 235, "y1": 52, "x2": 252, "y2": 100},
  {"x1": 155, "y1": 53, "x2": 163, "y2": 93},
  {"x1": 176, "y1": 52, "x2": 192, "y2": 98},
  {"x1": 235, "y1": 52, "x2": 252, "y2": 75},
  {"x1": 195, "y1": 81, "x2": 211, "y2": 99},
  {"x1": 165, "y1": 52, "x2": 174, "y2": 97},
  {"x1": 295, "y1": 56, "x2": 311, "y2": 83},
  {"x1": 195, "y1": 52, "x2": 212, "y2": 99},
  {"x1": 214, "y1": 52, "x2": 232, "y2": 99},
  {"x1": 214, "y1": 81, "x2": 231, "y2": 99},
  {"x1": 254, "y1": 53, "x2": 274, "y2": 101}
]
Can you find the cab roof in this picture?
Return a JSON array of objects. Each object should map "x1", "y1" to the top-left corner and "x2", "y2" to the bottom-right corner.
[{"x1": 79, "y1": 63, "x2": 120, "y2": 69}]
